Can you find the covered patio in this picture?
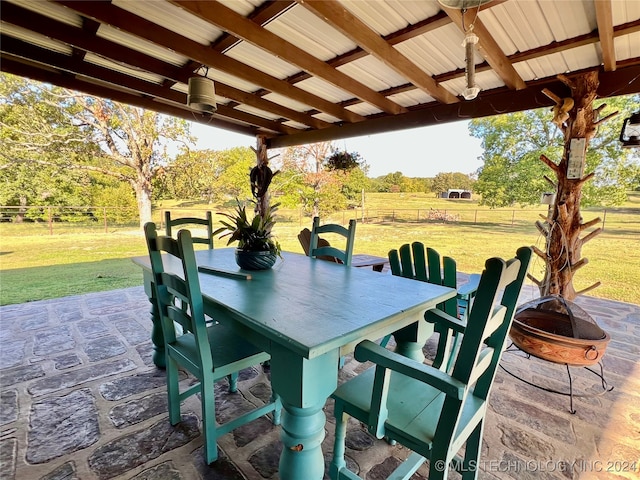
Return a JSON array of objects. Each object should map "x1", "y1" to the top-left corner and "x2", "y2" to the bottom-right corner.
[
  {"x1": 1, "y1": 1, "x2": 639, "y2": 479},
  {"x1": 1, "y1": 283, "x2": 638, "y2": 479}
]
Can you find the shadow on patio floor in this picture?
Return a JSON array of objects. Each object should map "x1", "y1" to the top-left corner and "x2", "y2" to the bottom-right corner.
[{"x1": 0, "y1": 286, "x2": 638, "y2": 479}]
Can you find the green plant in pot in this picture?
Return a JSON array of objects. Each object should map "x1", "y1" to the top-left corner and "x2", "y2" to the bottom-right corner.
[{"x1": 214, "y1": 199, "x2": 281, "y2": 270}]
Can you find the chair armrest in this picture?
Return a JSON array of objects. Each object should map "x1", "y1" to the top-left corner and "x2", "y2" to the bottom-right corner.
[
  {"x1": 457, "y1": 273, "x2": 480, "y2": 299},
  {"x1": 425, "y1": 308, "x2": 466, "y2": 334},
  {"x1": 354, "y1": 340, "x2": 465, "y2": 400}
]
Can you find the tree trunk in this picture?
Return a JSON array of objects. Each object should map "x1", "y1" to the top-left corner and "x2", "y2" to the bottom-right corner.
[
  {"x1": 134, "y1": 178, "x2": 153, "y2": 229},
  {"x1": 16, "y1": 195, "x2": 27, "y2": 223},
  {"x1": 537, "y1": 71, "x2": 604, "y2": 301}
]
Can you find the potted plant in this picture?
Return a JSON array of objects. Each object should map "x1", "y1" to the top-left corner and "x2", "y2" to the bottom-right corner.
[{"x1": 214, "y1": 199, "x2": 281, "y2": 270}]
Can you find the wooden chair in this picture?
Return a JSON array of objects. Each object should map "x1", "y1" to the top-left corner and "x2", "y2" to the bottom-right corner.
[
  {"x1": 144, "y1": 222, "x2": 281, "y2": 464},
  {"x1": 297, "y1": 227, "x2": 336, "y2": 262},
  {"x1": 329, "y1": 247, "x2": 532, "y2": 480},
  {"x1": 385, "y1": 242, "x2": 480, "y2": 370},
  {"x1": 165, "y1": 211, "x2": 214, "y2": 249},
  {"x1": 308, "y1": 216, "x2": 356, "y2": 266}
]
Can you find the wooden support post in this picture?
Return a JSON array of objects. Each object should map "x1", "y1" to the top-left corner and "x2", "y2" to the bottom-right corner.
[{"x1": 538, "y1": 71, "x2": 616, "y2": 300}]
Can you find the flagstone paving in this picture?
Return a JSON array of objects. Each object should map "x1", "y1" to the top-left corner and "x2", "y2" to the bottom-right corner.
[{"x1": 0, "y1": 286, "x2": 638, "y2": 480}]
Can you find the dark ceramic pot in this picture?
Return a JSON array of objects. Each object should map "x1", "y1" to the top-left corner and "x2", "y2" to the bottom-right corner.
[{"x1": 235, "y1": 249, "x2": 277, "y2": 270}]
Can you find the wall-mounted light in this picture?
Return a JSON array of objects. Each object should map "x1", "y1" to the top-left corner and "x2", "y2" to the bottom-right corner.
[
  {"x1": 619, "y1": 111, "x2": 640, "y2": 148},
  {"x1": 187, "y1": 68, "x2": 217, "y2": 113}
]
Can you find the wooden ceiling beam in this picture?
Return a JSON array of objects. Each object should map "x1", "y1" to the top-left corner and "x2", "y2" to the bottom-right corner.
[
  {"x1": 52, "y1": 0, "x2": 363, "y2": 124},
  {"x1": 4, "y1": 4, "x2": 326, "y2": 131},
  {"x1": 0, "y1": 48, "x2": 298, "y2": 136},
  {"x1": 171, "y1": 0, "x2": 407, "y2": 115},
  {"x1": 211, "y1": 0, "x2": 296, "y2": 54},
  {"x1": 0, "y1": 56, "x2": 261, "y2": 136},
  {"x1": 442, "y1": 5, "x2": 526, "y2": 91},
  {"x1": 267, "y1": 64, "x2": 640, "y2": 148},
  {"x1": 297, "y1": 0, "x2": 459, "y2": 105},
  {"x1": 595, "y1": 0, "x2": 616, "y2": 71},
  {"x1": 158, "y1": 1, "x2": 296, "y2": 93}
]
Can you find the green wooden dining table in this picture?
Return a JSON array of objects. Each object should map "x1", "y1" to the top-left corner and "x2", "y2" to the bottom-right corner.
[{"x1": 133, "y1": 249, "x2": 456, "y2": 480}]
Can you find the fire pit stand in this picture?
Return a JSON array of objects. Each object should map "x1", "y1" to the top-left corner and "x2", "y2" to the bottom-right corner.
[
  {"x1": 500, "y1": 346, "x2": 613, "y2": 414},
  {"x1": 503, "y1": 295, "x2": 614, "y2": 414}
]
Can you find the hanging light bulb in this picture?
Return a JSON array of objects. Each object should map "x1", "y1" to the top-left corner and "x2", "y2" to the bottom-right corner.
[{"x1": 462, "y1": 27, "x2": 480, "y2": 100}]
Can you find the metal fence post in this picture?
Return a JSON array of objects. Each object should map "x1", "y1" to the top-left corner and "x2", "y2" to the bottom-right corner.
[{"x1": 48, "y1": 206, "x2": 53, "y2": 235}]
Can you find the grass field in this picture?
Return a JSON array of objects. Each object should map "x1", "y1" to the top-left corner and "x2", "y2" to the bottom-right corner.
[{"x1": 1, "y1": 193, "x2": 638, "y2": 306}]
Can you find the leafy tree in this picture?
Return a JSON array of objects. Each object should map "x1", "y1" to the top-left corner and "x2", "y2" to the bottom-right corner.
[
  {"x1": 155, "y1": 147, "x2": 254, "y2": 202},
  {"x1": 377, "y1": 171, "x2": 406, "y2": 192},
  {"x1": 0, "y1": 74, "x2": 192, "y2": 227},
  {"x1": 271, "y1": 142, "x2": 370, "y2": 216},
  {"x1": 0, "y1": 74, "x2": 95, "y2": 221},
  {"x1": 431, "y1": 172, "x2": 475, "y2": 197},
  {"x1": 470, "y1": 94, "x2": 640, "y2": 208}
]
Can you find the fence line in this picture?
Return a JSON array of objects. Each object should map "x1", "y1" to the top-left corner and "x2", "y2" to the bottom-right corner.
[
  {"x1": 0, "y1": 204, "x2": 627, "y2": 234},
  {"x1": 0, "y1": 205, "x2": 138, "y2": 234}
]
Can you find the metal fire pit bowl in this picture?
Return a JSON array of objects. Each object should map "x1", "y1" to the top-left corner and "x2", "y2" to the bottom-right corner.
[{"x1": 510, "y1": 295, "x2": 610, "y2": 367}]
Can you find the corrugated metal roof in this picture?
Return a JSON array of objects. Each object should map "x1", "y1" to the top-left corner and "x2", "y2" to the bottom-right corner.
[
  {"x1": 114, "y1": 0, "x2": 224, "y2": 47},
  {"x1": 266, "y1": 5, "x2": 355, "y2": 60},
  {"x1": 1, "y1": 0, "x2": 638, "y2": 146}
]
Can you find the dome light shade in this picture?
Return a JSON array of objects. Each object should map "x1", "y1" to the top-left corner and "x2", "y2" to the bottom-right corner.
[{"x1": 188, "y1": 76, "x2": 217, "y2": 113}]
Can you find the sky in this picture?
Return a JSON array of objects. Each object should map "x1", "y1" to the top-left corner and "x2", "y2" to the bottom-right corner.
[{"x1": 188, "y1": 119, "x2": 485, "y2": 178}]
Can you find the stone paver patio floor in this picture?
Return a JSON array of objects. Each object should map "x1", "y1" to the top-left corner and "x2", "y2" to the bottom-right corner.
[{"x1": 0, "y1": 286, "x2": 639, "y2": 480}]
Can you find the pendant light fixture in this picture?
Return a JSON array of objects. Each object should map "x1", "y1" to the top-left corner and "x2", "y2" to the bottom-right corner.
[{"x1": 187, "y1": 67, "x2": 217, "y2": 114}]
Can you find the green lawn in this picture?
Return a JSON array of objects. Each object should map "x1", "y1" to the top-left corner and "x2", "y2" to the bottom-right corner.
[{"x1": 1, "y1": 193, "x2": 638, "y2": 306}]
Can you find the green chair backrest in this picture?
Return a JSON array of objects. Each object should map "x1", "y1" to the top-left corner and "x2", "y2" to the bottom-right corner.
[
  {"x1": 388, "y1": 242, "x2": 458, "y2": 317},
  {"x1": 429, "y1": 247, "x2": 532, "y2": 443},
  {"x1": 145, "y1": 222, "x2": 214, "y2": 371},
  {"x1": 165, "y1": 211, "x2": 214, "y2": 249},
  {"x1": 309, "y1": 217, "x2": 356, "y2": 266}
]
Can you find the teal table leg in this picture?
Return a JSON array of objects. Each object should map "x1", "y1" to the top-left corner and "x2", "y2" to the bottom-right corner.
[
  {"x1": 149, "y1": 290, "x2": 166, "y2": 369},
  {"x1": 269, "y1": 344, "x2": 339, "y2": 480},
  {"x1": 142, "y1": 270, "x2": 166, "y2": 369},
  {"x1": 278, "y1": 402, "x2": 326, "y2": 480},
  {"x1": 391, "y1": 320, "x2": 434, "y2": 362}
]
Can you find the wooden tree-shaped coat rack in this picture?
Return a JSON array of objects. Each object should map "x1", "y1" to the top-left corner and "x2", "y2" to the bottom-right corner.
[{"x1": 531, "y1": 71, "x2": 617, "y2": 301}]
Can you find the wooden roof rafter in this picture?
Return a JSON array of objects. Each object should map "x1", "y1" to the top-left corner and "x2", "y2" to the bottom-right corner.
[
  {"x1": 594, "y1": 0, "x2": 616, "y2": 72},
  {"x1": 172, "y1": 0, "x2": 408, "y2": 115},
  {"x1": 442, "y1": 4, "x2": 526, "y2": 91},
  {"x1": 0, "y1": 0, "x2": 638, "y2": 148},
  {"x1": 52, "y1": 0, "x2": 364, "y2": 125}
]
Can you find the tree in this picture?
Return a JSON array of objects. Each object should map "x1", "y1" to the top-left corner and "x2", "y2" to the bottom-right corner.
[
  {"x1": 0, "y1": 74, "x2": 192, "y2": 227},
  {"x1": 473, "y1": 78, "x2": 639, "y2": 301},
  {"x1": 470, "y1": 93, "x2": 639, "y2": 208},
  {"x1": 377, "y1": 172, "x2": 406, "y2": 192},
  {"x1": 431, "y1": 172, "x2": 475, "y2": 197},
  {"x1": 64, "y1": 94, "x2": 190, "y2": 227},
  {"x1": 0, "y1": 74, "x2": 96, "y2": 221},
  {"x1": 271, "y1": 143, "x2": 370, "y2": 216},
  {"x1": 155, "y1": 146, "x2": 254, "y2": 202}
]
